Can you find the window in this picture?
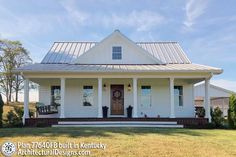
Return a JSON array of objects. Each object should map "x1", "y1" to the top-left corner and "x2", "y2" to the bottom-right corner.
[
  {"x1": 51, "y1": 86, "x2": 61, "y2": 105},
  {"x1": 112, "y1": 46, "x2": 122, "y2": 60},
  {"x1": 83, "y1": 86, "x2": 93, "y2": 106},
  {"x1": 141, "y1": 86, "x2": 151, "y2": 107},
  {"x1": 174, "y1": 86, "x2": 183, "y2": 106}
]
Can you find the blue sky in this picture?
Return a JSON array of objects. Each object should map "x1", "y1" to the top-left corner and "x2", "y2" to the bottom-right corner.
[{"x1": 0, "y1": 0, "x2": 236, "y2": 91}]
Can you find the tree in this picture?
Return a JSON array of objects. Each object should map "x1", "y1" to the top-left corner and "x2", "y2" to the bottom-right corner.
[
  {"x1": 0, "y1": 39, "x2": 32, "y2": 103},
  {"x1": 0, "y1": 93, "x2": 4, "y2": 127},
  {"x1": 228, "y1": 95, "x2": 236, "y2": 128}
]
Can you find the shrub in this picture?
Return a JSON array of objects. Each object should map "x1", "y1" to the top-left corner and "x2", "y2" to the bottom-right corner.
[
  {"x1": 211, "y1": 107, "x2": 224, "y2": 128},
  {"x1": 0, "y1": 94, "x2": 4, "y2": 128},
  {"x1": 228, "y1": 95, "x2": 236, "y2": 129},
  {"x1": 5, "y1": 106, "x2": 25, "y2": 127},
  {"x1": 6, "y1": 110, "x2": 22, "y2": 127}
]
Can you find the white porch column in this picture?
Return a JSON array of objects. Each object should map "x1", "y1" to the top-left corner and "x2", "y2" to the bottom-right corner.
[
  {"x1": 98, "y1": 78, "x2": 103, "y2": 118},
  {"x1": 60, "y1": 78, "x2": 65, "y2": 118},
  {"x1": 204, "y1": 78, "x2": 211, "y2": 122},
  {"x1": 133, "y1": 78, "x2": 138, "y2": 118},
  {"x1": 169, "y1": 78, "x2": 175, "y2": 118},
  {"x1": 23, "y1": 78, "x2": 29, "y2": 125}
]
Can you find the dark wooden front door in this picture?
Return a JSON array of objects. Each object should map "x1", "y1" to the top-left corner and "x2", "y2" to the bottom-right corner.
[{"x1": 110, "y1": 85, "x2": 124, "y2": 115}]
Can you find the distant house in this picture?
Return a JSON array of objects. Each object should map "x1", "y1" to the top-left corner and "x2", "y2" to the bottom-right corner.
[
  {"x1": 15, "y1": 30, "x2": 223, "y2": 127},
  {"x1": 194, "y1": 83, "x2": 235, "y2": 117}
]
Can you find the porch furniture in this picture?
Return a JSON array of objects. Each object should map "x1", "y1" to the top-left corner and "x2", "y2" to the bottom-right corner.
[{"x1": 36, "y1": 102, "x2": 59, "y2": 115}]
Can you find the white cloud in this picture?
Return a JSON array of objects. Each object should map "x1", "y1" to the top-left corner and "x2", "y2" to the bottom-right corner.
[
  {"x1": 211, "y1": 79, "x2": 236, "y2": 92},
  {"x1": 60, "y1": 1, "x2": 165, "y2": 32},
  {"x1": 109, "y1": 11, "x2": 164, "y2": 32},
  {"x1": 183, "y1": 0, "x2": 208, "y2": 29},
  {"x1": 60, "y1": 0, "x2": 90, "y2": 27}
]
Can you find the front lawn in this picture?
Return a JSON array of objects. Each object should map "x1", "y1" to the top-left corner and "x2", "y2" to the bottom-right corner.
[{"x1": 0, "y1": 128, "x2": 236, "y2": 157}]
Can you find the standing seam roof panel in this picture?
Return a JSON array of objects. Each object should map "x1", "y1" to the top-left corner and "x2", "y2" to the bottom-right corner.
[
  {"x1": 175, "y1": 44, "x2": 191, "y2": 63},
  {"x1": 163, "y1": 43, "x2": 178, "y2": 63},
  {"x1": 167, "y1": 43, "x2": 182, "y2": 63},
  {"x1": 149, "y1": 44, "x2": 161, "y2": 62},
  {"x1": 169, "y1": 44, "x2": 184, "y2": 63},
  {"x1": 159, "y1": 43, "x2": 172, "y2": 63},
  {"x1": 153, "y1": 44, "x2": 167, "y2": 63},
  {"x1": 67, "y1": 43, "x2": 78, "y2": 63},
  {"x1": 42, "y1": 43, "x2": 59, "y2": 63},
  {"x1": 40, "y1": 42, "x2": 191, "y2": 64},
  {"x1": 56, "y1": 43, "x2": 69, "y2": 63},
  {"x1": 47, "y1": 43, "x2": 63, "y2": 63},
  {"x1": 61, "y1": 43, "x2": 73, "y2": 63}
]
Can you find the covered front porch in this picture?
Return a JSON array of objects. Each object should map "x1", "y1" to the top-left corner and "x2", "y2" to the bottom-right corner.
[{"x1": 22, "y1": 72, "x2": 212, "y2": 126}]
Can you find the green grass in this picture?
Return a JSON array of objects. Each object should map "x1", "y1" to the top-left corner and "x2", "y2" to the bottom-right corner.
[{"x1": 0, "y1": 128, "x2": 236, "y2": 157}]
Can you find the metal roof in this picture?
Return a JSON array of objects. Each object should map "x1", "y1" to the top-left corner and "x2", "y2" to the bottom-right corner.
[
  {"x1": 41, "y1": 42, "x2": 191, "y2": 64},
  {"x1": 16, "y1": 63, "x2": 222, "y2": 74}
]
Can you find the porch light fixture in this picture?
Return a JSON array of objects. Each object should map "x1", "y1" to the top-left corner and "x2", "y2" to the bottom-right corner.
[
  {"x1": 103, "y1": 84, "x2": 107, "y2": 91},
  {"x1": 128, "y1": 84, "x2": 131, "y2": 91}
]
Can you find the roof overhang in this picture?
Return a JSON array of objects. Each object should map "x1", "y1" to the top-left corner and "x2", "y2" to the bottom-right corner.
[{"x1": 14, "y1": 63, "x2": 223, "y2": 80}]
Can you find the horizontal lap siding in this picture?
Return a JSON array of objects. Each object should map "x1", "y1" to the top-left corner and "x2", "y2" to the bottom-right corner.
[
  {"x1": 65, "y1": 79, "x2": 98, "y2": 118},
  {"x1": 39, "y1": 85, "x2": 50, "y2": 106}
]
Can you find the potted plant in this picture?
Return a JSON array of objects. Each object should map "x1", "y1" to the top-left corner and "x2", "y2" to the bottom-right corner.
[
  {"x1": 102, "y1": 106, "x2": 109, "y2": 118},
  {"x1": 196, "y1": 107, "x2": 205, "y2": 118},
  {"x1": 126, "y1": 105, "x2": 133, "y2": 118}
]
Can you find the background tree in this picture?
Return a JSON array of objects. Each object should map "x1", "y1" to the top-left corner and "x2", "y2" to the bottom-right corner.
[
  {"x1": 0, "y1": 93, "x2": 4, "y2": 127},
  {"x1": 0, "y1": 39, "x2": 32, "y2": 103},
  {"x1": 228, "y1": 95, "x2": 236, "y2": 128}
]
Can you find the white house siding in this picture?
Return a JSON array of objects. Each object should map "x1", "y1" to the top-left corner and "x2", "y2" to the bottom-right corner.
[
  {"x1": 76, "y1": 32, "x2": 158, "y2": 64},
  {"x1": 37, "y1": 78, "x2": 195, "y2": 118},
  {"x1": 64, "y1": 79, "x2": 98, "y2": 118},
  {"x1": 137, "y1": 79, "x2": 170, "y2": 117},
  {"x1": 175, "y1": 82, "x2": 195, "y2": 117},
  {"x1": 38, "y1": 79, "x2": 60, "y2": 106}
]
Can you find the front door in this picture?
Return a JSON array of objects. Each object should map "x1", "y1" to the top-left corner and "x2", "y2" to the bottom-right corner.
[{"x1": 110, "y1": 85, "x2": 124, "y2": 115}]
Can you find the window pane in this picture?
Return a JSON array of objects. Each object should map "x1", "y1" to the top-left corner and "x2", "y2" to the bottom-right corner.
[
  {"x1": 112, "y1": 46, "x2": 121, "y2": 52},
  {"x1": 112, "y1": 46, "x2": 122, "y2": 60},
  {"x1": 51, "y1": 86, "x2": 61, "y2": 105},
  {"x1": 83, "y1": 86, "x2": 93, "y2": 106},
  {"x1": 141, "y1": 86, "x2": 151, "y2": 107},
  {"x1": 174, "y1": 86, "x2": 183, "y2": 106},
  {"x1": 174, "y1": 94, "x2": 179, "y2": 106}
]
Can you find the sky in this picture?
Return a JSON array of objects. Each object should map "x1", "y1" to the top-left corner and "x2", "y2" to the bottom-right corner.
[{"x1": 0, "y1": 0, "x2": 236, "y2": 91}]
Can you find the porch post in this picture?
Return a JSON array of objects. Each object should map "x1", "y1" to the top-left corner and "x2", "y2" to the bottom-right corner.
[
  {"x1": 23, "y1": 78, "x2": 29, "y2": 125},
  {"x1": 133, "y1": 78, "x2": 138, "y2": 118},
  {"x1": 98, "y1": 78, "x2": 103, "y2": 118},
  {"x1": 60, "y1": 78, "x2": 65, "y2": 118},
  {"x1": 169, "y1": 78, "x2": 175, "y2": 118},
  {"x1": 204, "y1": 78, "x2": 211, "y2": 122}
]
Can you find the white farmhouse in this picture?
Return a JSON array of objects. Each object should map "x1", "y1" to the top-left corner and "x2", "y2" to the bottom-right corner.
[{"x1": 15, "y1": 30, "x2": 222, "y2": 127}]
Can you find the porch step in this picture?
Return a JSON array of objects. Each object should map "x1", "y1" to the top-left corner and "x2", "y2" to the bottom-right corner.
[
  {"x1": 52, "y1": 124, "x2": 183, "y2": 128},
  {"x1": 58, "y1": 121, "x2": 177, "y2": 125},
  {"x1": 52, "y1": 121, "x2": 183, "y2": 128}
]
